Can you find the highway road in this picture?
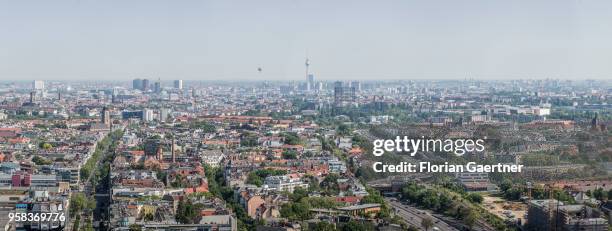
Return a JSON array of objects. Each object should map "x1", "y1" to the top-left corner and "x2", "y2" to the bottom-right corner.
[{"x1": 386, "y1": 198, "x2": 458, "y2": 231}]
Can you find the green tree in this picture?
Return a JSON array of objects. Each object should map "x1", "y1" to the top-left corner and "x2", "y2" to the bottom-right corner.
[
  {"x1": 129, "y1": 224, "x2": 142, "y2": 231},
  {"x1": 593, "y1": 188, "x2": 606, "y2": 200},
  {"x1": 311, "y1": 221, "x2": 335, "y2": 231},
  {"x1": 43, "y1": 143, "x2": 52, "y2": 149},
  {"x1": 340, "y1": 221, "x2": 374, "y2": 231},
  {"x1": 83, "y1": 218, "x2": 94, "y2": 231},
  {"x1": 466, "y1": 193, "x2": 483, "y2": 204},
  {"x1": 189, "y1": 121, "x2": 216, "y2": 133},
  {"x1": 301, "y1": 197, "x2": 340, "y2": 209},
  {"x1": 240, "y1": 133, "x2": 259, "y2": 147},
  {"x1": 280, "y1": 201, "x2": 311, "y2": 221},
  {"x1": 499, "y1": 179, "x2": 513, "y2": 192},
  {"x1": 281, "y1": 132, "x2": 301, "y2": 145},
  {"x1": 246, "y1": 172, "x2": 264, "y2": 187},
  {"x1": 361, "y1": 188, "x2": 385, "y2": 204},
  {"x1": 303, "y1": 174, "x2": 320, "y2": 191},
  {"x1": 32, "y1": 156, "x2": 52, "y2": 165},
  {"x1": 337, "y1": 124, "x2": 351, "y2": 136},
  {"x1": 282, "y1": 150, "x2": 298, "y2": 159},
  {"x1": 320, "y1": 174, "x2": 340, "y2": 195},
  {"x1": 175, "y1": 199, "x2": 200, "y2": 224},
  {"x1": 503, "y1": 187, "x2": 522, "y2": 200},
  {"x1": 245, "y1": 169, "x2": 288, "y2": 187},
  {"x1": 290, "y1": 187, "x2": 309, "y2": 202},
  {"x1": 463, "y1": 209, "x2": 478, "y2": 228},
  {"x1": 69, "y1": 193, "x2": 89, "y2": 217},
  {"x1": 421, "y1": 216, "x2": 434, "y2": 231}
]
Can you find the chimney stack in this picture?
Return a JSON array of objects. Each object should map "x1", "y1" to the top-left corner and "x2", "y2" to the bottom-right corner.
[{"x1": 172, "y1": 136, "x2": 176, "y2": 163}]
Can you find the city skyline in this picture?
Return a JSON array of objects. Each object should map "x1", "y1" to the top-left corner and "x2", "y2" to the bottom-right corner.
[
  {"x1": 1, "y1": 0, "x2": 612, "y2": 81},
  {"x1": 0, "y1": 67, "x2": 609, "y2": 231}
]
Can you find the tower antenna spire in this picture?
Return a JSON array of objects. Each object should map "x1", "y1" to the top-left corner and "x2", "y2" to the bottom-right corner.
[{"x1": 305, "y1": 58, "x2": 310, "y2": 78}]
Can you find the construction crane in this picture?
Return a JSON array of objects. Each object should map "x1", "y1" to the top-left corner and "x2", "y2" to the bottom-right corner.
[
  {"x1": 544, "y1": 184, "x2": 560, "y2": 231},
  {"x1": 526, "y1": 182, "x2": 533, "y2": 202}
]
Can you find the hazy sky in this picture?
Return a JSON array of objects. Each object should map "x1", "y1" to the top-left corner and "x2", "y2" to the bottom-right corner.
[{"x1": 1, "y1": 0, "x2": 611, "y2": 81}]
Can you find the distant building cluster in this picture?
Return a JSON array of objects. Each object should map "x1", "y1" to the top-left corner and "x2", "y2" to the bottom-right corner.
[{"x1": 0, "y1": 77, "x2": 608, "y2": 231}]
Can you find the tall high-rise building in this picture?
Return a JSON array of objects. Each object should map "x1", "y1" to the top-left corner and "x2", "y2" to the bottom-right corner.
[
  {"x1": 334, "y1": 81, "x2": 356, "y2": 107},
  {"x1": 142, "y1": 79, "x2": 150, "y2": 91},
  {"x1": 32, "y1": 80, "x2": 44, "y2": 90},
  {"x1": 143, "y1": 108, "x2": 154, "y2": 122},
  {"x1": 32, "y1": 80, "x2": 45, "y2": 99},
  {"x1": 111, "y1": 88, "x2": 118, "y2": 103},
  {"x1": 154, "y1": 80, "x2": 161, "y2": 93},
  {"x1": 334, "y1": 81, "x2": 344, "y2": 105},
  {"x1": 191, "y1": 88, "x2": 197, "y2": 98},
  {"x1": 316, "y1": 82, "x2": 324, "y2": 91},
  {"x1": 29, "y1": 91, "x2": 36, "y2": 103},
  {"x1": 280, "y1": 85, "x2": 295, "y2": 95},
  {"x1": 350, "y1": 81, "x2": 361, "y2": 92},
  {"x1": 307, "y1": 74, "x2": 315, "y2": 92},
  {"x1": 133, "y1": 78, "x2": 142, "y2": 90},
  {"x1": 160, "y1": 108, "x2": 170, "y2": 121},
  {"x1": 101, "y1": 106, "x2": 111, "y2": 125},
  {"x1": 174, "y1": 80, "x2": 183, "y2": 89}
]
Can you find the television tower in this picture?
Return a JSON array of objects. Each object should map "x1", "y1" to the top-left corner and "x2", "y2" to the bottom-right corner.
[
  {"x1": 305, "y1": 58, "x2": 312, "y2": 91},
  {"x1": 305, "y1": 58, "x2": 310, "y2": 79}
]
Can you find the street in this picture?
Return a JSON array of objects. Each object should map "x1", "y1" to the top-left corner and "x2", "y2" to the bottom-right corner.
[{"x1": 386, "y1": 198, "x2": 458, "y2": 231}]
